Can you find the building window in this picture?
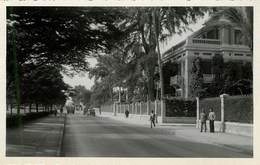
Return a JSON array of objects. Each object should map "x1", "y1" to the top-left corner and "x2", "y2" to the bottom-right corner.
[
  {"x1": 203, "y1": 53, "x2": 212, "y2": 56},
  {"x1": 246, "y1": 54, "x2": 252, "y2": 57},
  {"x1": 194, "y1": 52, "x2": 200, "y2": 56},
  {"x1": 234, "y1": 53, "x2": 243, "y2": 56}
]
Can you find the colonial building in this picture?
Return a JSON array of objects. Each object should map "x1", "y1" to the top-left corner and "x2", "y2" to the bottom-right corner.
[{"x1": 162, "y1": 17, "x2": 252, "y2": 98}]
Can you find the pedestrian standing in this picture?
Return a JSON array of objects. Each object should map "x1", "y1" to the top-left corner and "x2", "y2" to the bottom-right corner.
[
  {"x1": 208, "y1": 108, "x2": 216, "y2": 133},
  {"x1": 125, "y1": 109, "x2": 129, "y2": 118},
  {"x1": 150, "y1": 110, "x2": 156, "y2": 128},
  {"x1": 200, "y1": 109, "x2": 207, "y2": 132}
]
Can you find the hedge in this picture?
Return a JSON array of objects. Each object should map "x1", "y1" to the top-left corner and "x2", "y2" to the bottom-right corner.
[
  {"x1": 224, "y1": 95, "x2": 253, "y2": 123},
  {"x1": 165, "y1": 99, "x2": 196, "y2": 117},
  {"x1": 200, "y1": 97, "x2": 221, "y2": 121}
]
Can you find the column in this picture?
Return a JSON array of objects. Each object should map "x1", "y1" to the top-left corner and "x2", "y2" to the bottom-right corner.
[
  {"x1": 221, "y1": 26, "x2": 230, "y2": 45},
  {"x1": 184, "y1": 53, "x2": 189, "y2": 98},
  {"x1": 220, "y1": 94, "x2": 228, "y2": 132},
  {"x1": 196, "y1": 97, "x2": 200, "y2": 128}
]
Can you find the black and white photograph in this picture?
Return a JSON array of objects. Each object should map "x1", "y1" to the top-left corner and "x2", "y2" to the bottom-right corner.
[{"x1": 5, "y1": 6, "x2": 253, "y2": 158}]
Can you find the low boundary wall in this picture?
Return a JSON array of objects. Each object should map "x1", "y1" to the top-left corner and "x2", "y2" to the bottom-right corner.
[{"x1": 198, "y1": 120, "x2": 252, "y2": 136}]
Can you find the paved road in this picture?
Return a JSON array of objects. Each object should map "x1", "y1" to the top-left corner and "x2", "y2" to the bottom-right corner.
[{"x1": 62, "y1": 114, "x2": 251, "y2": 157}]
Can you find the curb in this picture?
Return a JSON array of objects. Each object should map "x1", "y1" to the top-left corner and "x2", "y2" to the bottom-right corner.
[
  {"x1": 172, "y1": 131, "x2": 253, "y2": 156},
  {"x1": 56, "y1": 114, "x2": 66, "y2": 157}
]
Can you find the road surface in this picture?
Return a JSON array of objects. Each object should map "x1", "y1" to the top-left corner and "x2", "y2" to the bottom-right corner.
[{"x1": 61, "y1": 114, "x2": 251, "y2": 157}]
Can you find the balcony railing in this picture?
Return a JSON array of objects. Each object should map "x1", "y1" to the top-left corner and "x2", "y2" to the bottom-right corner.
[
  {"x1": 203, "y1": 74, "x2": 214, "y2": 83},
  {"x1": 192, "y1": 38, "x2": 221, "y2": 45},
  {"x1": 170, "y1": 75, "x2": 183, "y2": 87}
]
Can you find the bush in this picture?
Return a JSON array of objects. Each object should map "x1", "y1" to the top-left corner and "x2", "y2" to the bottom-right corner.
[
  {"x1": 165, "y1": 98, "x2": 196, "y2": 117},
  {"x1": 200, "y1": 97, "x2": 221, "y2": 121},
  {"x1": 224, "y1": 95, "x2": 253, "y2": 123},
  {"x1": 6, "y1": 111, "x2": 51, "y2": 128}
]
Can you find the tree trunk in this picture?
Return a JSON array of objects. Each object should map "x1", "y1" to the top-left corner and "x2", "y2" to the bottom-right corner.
[
  {"x1": 153, "y1": 10, "x2": 164, "y2": 100},
  {"x1": 10, "y1": 104, "x2": 13, "y2": 116},
  {"x1": 29, "y1": 103, "x2": 32, "y2": 113},
  {"x1": 36, "y1": 103, "x2": 39, "y2": 113},
  {"x1": 147, "y1": 76, "x2": 155, "y2": 101}
]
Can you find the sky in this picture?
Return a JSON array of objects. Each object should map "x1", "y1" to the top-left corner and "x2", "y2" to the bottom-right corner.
[{"x1": 63, "y1": 15, "x2": 208, "y2": 90}]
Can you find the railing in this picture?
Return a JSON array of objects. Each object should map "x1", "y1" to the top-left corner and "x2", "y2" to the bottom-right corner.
[
  {"x1": 192, "y1": 38, "x2": 221, "y2": 45},
  {"x1": 101, "y1": 101, "x2": 162, "y2": 117},
  {"x1": 170, "y1": 75, "x2": 183, "y2": 86},
  {"x1": 6, "y1": 104, "x2": 52, "y2": 115},
  {"x1": 203, "y1": 74, "x2": 214, "y2": 83}
]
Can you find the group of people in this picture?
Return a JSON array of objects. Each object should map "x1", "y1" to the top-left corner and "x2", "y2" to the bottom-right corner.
[{"x1": 200, "y1": 108, "x2": 216, "y2": 133}]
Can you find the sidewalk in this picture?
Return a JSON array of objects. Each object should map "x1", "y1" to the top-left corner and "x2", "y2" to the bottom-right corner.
[
  {"x1": 6, "y1": 114, "x2": 66, "y2": 157},
  {"x1": 98, "y1": 113, "x2": 253, "y2": 155}
]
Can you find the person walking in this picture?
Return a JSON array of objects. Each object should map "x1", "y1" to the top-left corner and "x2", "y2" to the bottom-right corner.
[
  {"x1": 125, "y1": 109, "x2": 129, "y2": 118},
  {"x1": 150, "y1": 110, "x2": 156, "y2": 128},
  {"x1": 200, "y1": 109, "x2": 207, "y2": 132},
  {"x1": 208, "y1": 108, "x2": 216, "y2": 133}
]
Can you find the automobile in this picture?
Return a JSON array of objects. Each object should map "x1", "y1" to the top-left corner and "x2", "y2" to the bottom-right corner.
[{"x1": 88, "y1": 109, "x2": 96, "y2": 116}]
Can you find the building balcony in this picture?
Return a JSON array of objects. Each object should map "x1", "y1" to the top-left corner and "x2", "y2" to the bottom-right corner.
[
  {"x1": 170, "y1": 75, "x2": 183, "y2": 87},
  {"x1": 203, "y1": 74, "x2": 214, "y2": 83},
  {"x1": 191, "y1": 38, "x2": 221, "y2": 45}
]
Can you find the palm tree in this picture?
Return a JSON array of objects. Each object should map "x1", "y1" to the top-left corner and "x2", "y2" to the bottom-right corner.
[{"x1": 208, "y1": 7, "x2": 253, "y2": 50}]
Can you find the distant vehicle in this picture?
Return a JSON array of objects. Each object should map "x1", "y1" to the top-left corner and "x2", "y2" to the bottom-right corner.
[
  {"x1": 88, "y1": 109, "x2": 95, "y2": 116},
  {"x1": 65, "y1": 98, "x2": 75, "y2": 114},
  {"x1": 67, "y1": 106, "x2": 75, "y2": 114}
]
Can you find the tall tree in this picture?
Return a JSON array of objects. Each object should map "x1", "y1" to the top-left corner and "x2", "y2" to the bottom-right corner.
[
  {"x1": 6, "y1": 7, "x2": 126, "y2": 90},
  {"x1": 190, "y1": 57, "x2": 204, "y2": 98},
  {"x1": 208, "y1": 7, "x2": 253, "y2": 50}
]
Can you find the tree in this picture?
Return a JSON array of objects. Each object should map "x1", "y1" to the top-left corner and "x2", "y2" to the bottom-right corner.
[
  {"x1": 190, "y1": 57, "x2": 204, "y2": 98},
  {"x1": 162, "y1": 61, "x2": 178, "y2": 97},
  {"x1": 7, "y1": 7, "x2": 126, "y2": 113},
  {"x1": 71, "y1": 85, "x2": 92, "y2": 108},
  {"x1": 222, "y1": 62, "x2": 252, "y2": 95},
  {"x1": 208, "y1": 7, "x2": 253, "y2": 50},
  {"x1": 6, "y1": 7, "x2": 126, "y2": 92},
  {"x1": 118, "y1": 7, "x2": 209, "y2": 101},
  {"x1": 208, "y1": 54, "x2": 224, "y2": 96},
  {"x1": 7, "y1": 65, "x2": 69, "y2": 113}
]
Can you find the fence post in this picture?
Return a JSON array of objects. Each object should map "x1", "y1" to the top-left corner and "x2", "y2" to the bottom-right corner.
[
  {"x1": 119, "y1": 103, "x2": 121, "y2": 114},
  {"x1": 220, "y1": 94, "x2": 228, "y2": 132},
  {"x1": 147, "y1": 101, "x2": 150, "y2": 115},
  {"x1": 135, "y1": 102, "x2": 138, "y2": 115},
  {"x1": 161, "y1": 100, "x2": 165, "y2": 123},
  {"x1": 113, "y1": 103, "x2": 116, "y2": 116},
  {"x1": 155, "y1": 100, "x2": 157, "y2": 115},
  {"x1": 139, "y1": 102, "x2": 142, "y2": 115},
  {"x1": 196, "y1": 97, "x2": 200, "y2": 128}
]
